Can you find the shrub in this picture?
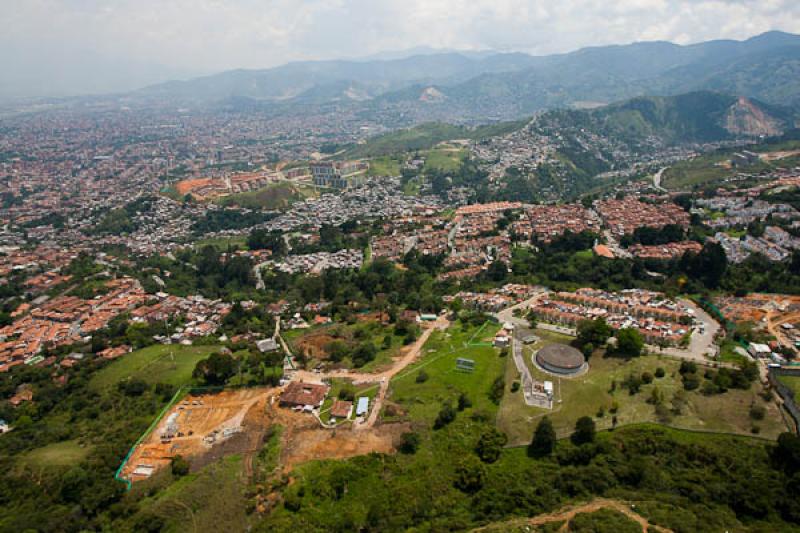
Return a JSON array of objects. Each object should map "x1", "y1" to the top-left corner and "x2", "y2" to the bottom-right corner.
[
  {"x1": 655, "y1": 367, "x2": 666, "y2": 378},
  {"x1": 434, "y1": 402, "x2": 456, "y2": 429},
  {"x1": 476, "y1": 428, "x2": 508, "y2": 463},
  {"x1": 171, "y1": 455, "x2": 190, "y2": 477},
  {"x1": 415, "y1": 370, "x2": 429, "y2": 383},
  {"x1": 750, "y1": 405, "x2": 766, "y2": 421},
  {"x1": 399, "y1": 432, "x2": 421, "y2": 454},
  {"x1": 489, "y1": 376, "x2": 505, "y2": 404},
  {"x1": 457, "y1": 392, "x2": 472, "y2": 411},
  {"x1": 641, "y1": 372, "x2": 654, "y2": 384},
  {"x1": 453, "y1": 456, "x2": 487, "y2": 493},
  {"x1": 511, "y1": 381, "x2": 520, "y2": 393}
]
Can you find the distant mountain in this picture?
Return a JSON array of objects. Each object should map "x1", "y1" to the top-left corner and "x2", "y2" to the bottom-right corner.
[
  {"x1": 401, "y1": 31, "x2": 800, "y2": 121},
  {"x1": 565, "y1": 92, "x2": 794, "y2": 143},
  {"x1": 136, "y1": 52, "x2": 539, "y2": 104},
  {"x1": 133, "y1": 31, "x2": 800, "y2": 124}
]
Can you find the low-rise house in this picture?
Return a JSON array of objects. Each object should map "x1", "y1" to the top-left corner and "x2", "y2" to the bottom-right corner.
[{"x1": 280, "y1": 381, "x2": 329, "y2": 411}]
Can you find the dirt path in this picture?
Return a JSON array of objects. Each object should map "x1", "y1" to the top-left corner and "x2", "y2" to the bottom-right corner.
[
  {"x1": 291, "y1": 316, "x2": 449, "y2": 429},
  {"x1": 473, "y1": 498, "x2": 673, "y2": 533}
]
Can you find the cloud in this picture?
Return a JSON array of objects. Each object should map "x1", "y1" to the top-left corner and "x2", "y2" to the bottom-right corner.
[{"x1": 1, "y1": 0, "x2": 799, "y2": 98}]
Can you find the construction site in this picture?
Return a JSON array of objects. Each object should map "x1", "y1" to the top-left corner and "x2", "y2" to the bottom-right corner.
[{"x1": 121, "y1": 388, "x2": 272, "y2": 482}]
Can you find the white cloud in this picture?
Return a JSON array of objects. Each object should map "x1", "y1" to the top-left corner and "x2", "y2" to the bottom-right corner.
[{"x1": 0, "y1": 0, "x2": 799, "y2": 98}]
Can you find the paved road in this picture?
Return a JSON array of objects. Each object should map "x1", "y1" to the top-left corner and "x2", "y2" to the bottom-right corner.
[
  {"x1": 496, "y1": 295, "x2": 722, "y2": 364},
  {"x1": 652, "y1": 166, "x2": 669, "y2": 191}
]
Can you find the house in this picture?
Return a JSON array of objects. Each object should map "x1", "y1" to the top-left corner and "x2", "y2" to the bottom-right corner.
[
  {"x1": 9, "y1": 387, "x2": 33, "y2": 407},
  {"x1": 748, "y1": 343, "x2": 772, "y2": 358},
  {"x1": 356, "y1": 397, "x2": 369, "y2": 417},
  {"x1": 280, "y1": 381, "x2": 329, "y2": 411},
  {"x1": 256, "y1": 338, "x2": 279, "y2": 353},
  {"x1": 330, "y1": 400, "x2": 353, "y2": 420},
  {"x1": 494, "y1": 328, "x2": 512, "y2": 348},
  {"x1": 0, "y1": 419, "x2": 9, "y2": 433}
]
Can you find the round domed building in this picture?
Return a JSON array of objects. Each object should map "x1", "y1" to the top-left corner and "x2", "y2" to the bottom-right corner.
[{"x1": 535, "y1": 343, "x2": 588, "y2": 376}]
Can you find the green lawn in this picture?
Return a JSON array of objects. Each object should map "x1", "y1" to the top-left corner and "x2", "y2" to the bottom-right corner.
[
  {"x1": 215, "y1": 182, "x2": 316, "y2": 210},
  {"x1": 22, "y1": 439, "x2": 92, "y2": 468},
  {"x1": 497, "y1": 329, "x2": 787, "y2": 445},
  {"x1": 367, "y1": 156, "x2": 401, "y2": 177},
  {"x1": 423, "y1": 147, "x2": 466, "y2": 172},
  {"x1": 134, "y1": 454, "x2": 249, "y2": 533},
  {"x1": 386, "y1": 322, "x2": 505, "y2": 424},
  {"x1": 319, "y1": 378, "x2": 380, "y2": 424},
  {"x1": 194, "y1": 235, "x2": 248, "y2": 250},
  {"x1": 779, "y1": 375, "x2": 800, "y2": 397},
  {"x1": 91, "y1": 344, "x2": 222, "y2": 390}
]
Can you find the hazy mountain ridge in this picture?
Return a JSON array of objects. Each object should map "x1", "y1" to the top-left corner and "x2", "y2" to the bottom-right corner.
[{"x1": 134, "y1": 31, "x2": 800, "y2": 123}]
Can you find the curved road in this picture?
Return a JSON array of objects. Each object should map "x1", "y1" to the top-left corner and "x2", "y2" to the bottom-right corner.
[{"x1": 291, "y1": 316, "x2": 450, "y2": 429}]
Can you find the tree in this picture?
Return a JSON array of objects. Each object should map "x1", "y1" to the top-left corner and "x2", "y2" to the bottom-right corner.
[
  {"x1": 614, "y1": 328, "x2": 644, "y2": 358},
  {"x1": 487, "y1": 260, "x2": 508, "y2": 282},
  {"x1": 457, "y1": 392, "x2": 472, "y2": 411},
  {"x1": 434, "y1": 402, "x2": 457, "y2": 429},
  {"x1": 476, "y1": 428, "x2": 508, "y2": 463},
  {"x1": 529, "y1": 417, "x2": 557, "y2": 457},
  {"x1": 576, "y1": 318, "x2": 612, "y2": 350},
  {"x1": 171, "y1": 455, "x2": 190, "y2": 477},
  {"x1": 526, "y1": 310, "x2": 538, "y2": 329},
  {"x1": 685, "y1": 241, "x2": 727, "y2": 289},
  {"x1": 489, "y1": 376, "x2": 505, "y2": 404},
  {"x1": 192, "y1": 352, "x2": 236, "y2": 385},
  {"x1": 572, "y1": 416, "x2": 596, "y2": 446},
  {"x1": 398, "y1": 432, "x2": 420, "y2": 454},
  {"x1": 453, "y1": 456, "x2": 486, "y2": 493}
]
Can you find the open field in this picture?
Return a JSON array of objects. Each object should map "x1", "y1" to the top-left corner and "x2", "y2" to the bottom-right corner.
[
  {"x1": 366, "y1": 156, "x2": 401, "y2": 177},
  {"x1": 134, "y1": 454, "x2": 250, "y2": 533},
  {"x1": 424, "y1": 147, "x2": 467, "y2": 172},
  {"x1": 779, "y1": 374, "x2": 800, "y2": 397},
  {"x1": 21, "y1": 439, "x2": 92, "y2": 468},
  {"x1": 193, "y1": 235, "x2": 248, "y2": 250},
  {"x1": 497, "y1": 329, "x2": 787, "y2": 445},
  {"x1": 385, "y1": 322, "x2": 505, "y2": 424},
  {"x1": 214, "y1": 182, "x2": 316, "y2": 210},
  {"x1": 91, "y1": 344, "x2": 222, "y2": 390}
]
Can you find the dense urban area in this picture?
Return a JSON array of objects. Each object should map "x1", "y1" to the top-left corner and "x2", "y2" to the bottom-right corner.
[{"x1": 5, "y1": 27, "x2": 800, "y2": 533}]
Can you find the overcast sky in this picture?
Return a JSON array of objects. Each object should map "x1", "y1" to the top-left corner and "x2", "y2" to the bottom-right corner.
[{"x1": 2, "y1": 0, "x2": 800, "y2": 99}]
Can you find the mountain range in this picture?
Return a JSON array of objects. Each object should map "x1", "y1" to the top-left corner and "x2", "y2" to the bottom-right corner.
[{"x1": 134, "y1": 31, "x2": 800, "y2": 123}]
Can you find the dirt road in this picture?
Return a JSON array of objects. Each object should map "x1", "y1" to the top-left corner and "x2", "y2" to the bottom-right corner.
[
  {"x1": 473, "y1": 498, "x2": 673, "y2": 532},
  {"x1": 292, "y1": 315, "x2": 450, "y2": 429}
]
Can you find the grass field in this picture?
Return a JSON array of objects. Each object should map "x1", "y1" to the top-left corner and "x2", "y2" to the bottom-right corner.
[
  {"x1": 319, "y1": 378, "x2": 380, "y2": 424},
  {"x1": 367, "y1": 156, "x2": 401, "y2": 177},
  {"x1": 22, "y1": 439, "x2": 92, "y2": 468},
  {"x1": 779, "y1": 374, "x2": 800, "y2": 397},
  {"x1": 423, "y1": 147, "x2": 466, "y2": 172},
  {"x1": 91, "y1": 344, "x2": 222, "y2": 390},
  {"x1": 193, "y1": 235, "x2": 248, "y2": 250},
  {"x1": 386, "y1": 322, "x2": 505, "y2": 424},
  {"x1": 497, "y1": 329, "x2": 787, "y2": 445},
  {"x1": 136, "y1": 454, "x2": 248, "y2": 532},
  {"x1": 214, "y1": 182, "x2": 316, "y2": 210}
]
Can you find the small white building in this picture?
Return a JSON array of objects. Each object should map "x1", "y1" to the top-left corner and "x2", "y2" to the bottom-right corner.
[
  {"x1": 0, "y1": 419, "x2": 9, "y2": 434},
  {"x1": 748, "y1": 343, "x2": 772, "y2": 358}
]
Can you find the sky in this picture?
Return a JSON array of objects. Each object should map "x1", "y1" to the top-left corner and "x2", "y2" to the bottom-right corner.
[{"x1": 1, "y1": 0, "x2": 800, "y2": 99}]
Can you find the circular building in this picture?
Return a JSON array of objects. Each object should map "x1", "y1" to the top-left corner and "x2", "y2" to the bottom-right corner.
[{"x1": 535, "y1": 343, "x2": 587, "y2": 376}]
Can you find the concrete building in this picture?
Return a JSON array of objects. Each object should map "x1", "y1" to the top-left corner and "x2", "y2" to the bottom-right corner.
[{"x1": 311, "y1": 161, "x2": 368, "y2": 189}]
